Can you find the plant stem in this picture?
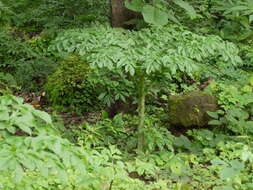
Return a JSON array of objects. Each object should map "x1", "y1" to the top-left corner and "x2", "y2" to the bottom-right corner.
[{"x1": 137, "y1": 74, "x2": 146, "y2": 152}]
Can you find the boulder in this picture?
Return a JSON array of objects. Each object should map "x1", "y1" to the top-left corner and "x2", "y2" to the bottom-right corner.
[{"x1": 167, "y1": 91, "x2": 218, "y2": 127}]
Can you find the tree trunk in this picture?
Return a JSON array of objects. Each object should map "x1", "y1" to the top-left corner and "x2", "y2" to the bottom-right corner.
[{"x1": 111, "y1": 0, "x2": 139, "y2": 29}]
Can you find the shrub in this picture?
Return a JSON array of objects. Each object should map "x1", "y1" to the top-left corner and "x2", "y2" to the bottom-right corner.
[
  {"x1": 45, "y1": 53, "x2": 136, "y2": 113},
  {"x1": 1, "y1": 0, "x2": 109, "y2": 31},
  {"x1": 206, "y1": 78, "x2": 253, "y2": 135},
  {"x1": 0, "y1": 28, "x2": 56, "y2": 91},
  {"x1": 45, "y1": 55, "x2": 101, "y2": 113}
]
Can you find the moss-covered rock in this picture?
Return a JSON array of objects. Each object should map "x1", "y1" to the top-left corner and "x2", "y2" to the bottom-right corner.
[
  {"x1": 45, "y1": 55, "x2": 101, "y2": 113},
  {"x1": 167, "y1": 91, "x2": 218, "y2": 127}
]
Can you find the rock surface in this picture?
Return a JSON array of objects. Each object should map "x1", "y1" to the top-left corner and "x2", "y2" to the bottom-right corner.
[{"x1": 167, "y1": 91, "x2": 218, "y2": 127}]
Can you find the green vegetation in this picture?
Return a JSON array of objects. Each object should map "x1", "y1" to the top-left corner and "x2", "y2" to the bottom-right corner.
[
  {"x1": 45, "y1": 55, "x2": 101, "y2": 113},
  {"x1": 1, "y1": 0, "x2": 253, "y2": 189}
]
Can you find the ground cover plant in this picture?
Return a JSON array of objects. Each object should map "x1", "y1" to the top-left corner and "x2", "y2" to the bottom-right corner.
[{"x1": 1, "y1": 0, "x2": 253, "y2": 189}]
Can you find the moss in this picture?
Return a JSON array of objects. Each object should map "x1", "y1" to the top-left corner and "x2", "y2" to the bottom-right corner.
[{"x1": 167, "y1": 91, "x2": 218, "y2": 128}]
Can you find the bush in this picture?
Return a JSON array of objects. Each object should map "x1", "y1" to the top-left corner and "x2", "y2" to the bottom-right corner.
[
  {"x1": 0, "y1": 28, "x2": 56, "y2": 91},
  {"x1": 1, "y1": 0, "x2": 109, "y2": 31},
  {"x1": 45, "y1": 53, "x2": 136, "y2": 113},
  {"x1": 206, "y1": 78, "x2": 253, "y2": 135},
  {"x1": 45, "y1": 55, "x2": 101, "y2": 113}
]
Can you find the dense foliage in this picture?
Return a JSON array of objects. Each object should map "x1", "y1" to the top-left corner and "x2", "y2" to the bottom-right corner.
[{"x1": 1, "y1": 0, "x2": 253, "y2": 189}]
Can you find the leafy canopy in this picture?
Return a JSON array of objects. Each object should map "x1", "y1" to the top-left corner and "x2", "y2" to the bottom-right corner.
[{"x1": 50, "y1": 25, "x2": 241, "y2": 79}]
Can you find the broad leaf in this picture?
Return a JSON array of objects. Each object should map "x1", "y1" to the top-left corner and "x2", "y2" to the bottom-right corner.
[
  {"x1": 0, "y1": 111, "x2": 9, "y2": 121},
  {"x1": 33, "y1": 110, "x2": 52, "y2": 124},
  {"x1": 229, "y1": 160, "x2": 244, "y2": 170},
  {"x1": 142, "y1": 5, "x2": 168, "y2": 26},
  {"x1": 211, "y1": 159, "x2": 229, "y2": 166},
  {"x1": 207, "y1": 111, "x2": 219, "y2": 119},
  {"x1": 14, "y1": 164, "x2": 24, "y2": 183},
  {"x1": 18, "y1": 123, "x2": 32, "y2": 135},
  {"x1": 219, "y1": 167, "x2": 239, "y2": 180},
  {"x1": 125, "y1": 0, "x2": 144, "y2": 12},
  {"x1": 0, "y1": 156, "x2": 12, "y2": 170},
  {"x1": 208, "y1": 120, "x2": 221, "y2": 126},
  {"x1": 173, "y1": 0, "x2": 197, "y2": 19},
  {"x1": 250, "y1": 15, "x2": 253, "y2": 23}
]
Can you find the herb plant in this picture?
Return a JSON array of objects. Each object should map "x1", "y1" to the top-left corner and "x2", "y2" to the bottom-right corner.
[{"x1": 50, "y1": 24, "x2": 241, "y2": 151}]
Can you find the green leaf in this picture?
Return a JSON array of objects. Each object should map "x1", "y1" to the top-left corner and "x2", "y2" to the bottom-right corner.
[
  {"x1": 0, "y1": 156, "x2": 12, "y2": 170},
  {"x1": 0, "y1": 121, "x2": 7, "y2": 129},
  {"x1": 142, "y1": 5, "x2": 168, "y2": 26},
  {"x1": 10, "y1": 96, "x2": 23, "y2": 105},
  {"x1": 18, "y1": 123, "x2": 32, "y2": 135},
  {"x1": 229, "y1": 160, "x2": 244, "y2": 170},
  {"x1": 208, "y1": 120, "x2": 221, "y2": 126},
  {"x1": 181, "y1": 184, "x2": 194, "y2": 190},
  {"x1": 0, "y1": 111, "x2": 9, "y2": 121},
  {"x1": 249, "y1": 15, "x2": 253, "y2": 23},
  {"x1": 248, "y1": 75, "x2": 253, "y2": 86},
  {"x1": 241, "y1": 151, "x2": 253, "y2": 162},
  {"x1": 169, "y1": 158, "x2": 182, "y2": 175},
  {"x1": 211, "y1": 159, "x2": 229, "y2": 166},
  {"x1": 33, "y1": 110, "x2": 52, "y2": 124},
  {"x1": 40, "y1": 166, "x2": 49, "y2": 177},
  {"x1": 229, "y1": 5, "x2": 248, "y2": 12},
  {"x1": 15, "y1": 113, "x2": 34, "y2": 126},
  {"x1": 14, "y1": 164, "x2": 24, "y2": 183},
  {"x1": 174, "y1": 135, "x2": 192, "y2": 150},
  {"x1": 98, "y1": 92, "x2": 106, "y2": 100},
  {"x1": 173, "y1": 0, "x2": 197, "y2": 19},
  {"x1": 167, "y1": 10, "x2": 180, "y2": 24},
  {"x1": 125, "y1": 0, "x2": 144, "y2": 12},
  {"x1": 21, "y1": 155, "x2": 36, "y2": 170},
  {"x1": 53, "y1": 142, "x2": 62, "y2": 154},
  {"x1": 241, "y1": 85, "x2": 252, "y2": 93},
  {"x1": 207, "y1": 111, "x2": 219, "y2": 119},
  {"x1": 7, "y1": 126, "x2": 16, "y2": 134},
  {"x1": 58, "y1": 169, "x2": 69, "y2": 184},
  {"x1": 213, "y1": 185, "x2": 235, "y2": 190},
  {"x1": 219, "y1": 167, "x2": 239, "y2": 180}
]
